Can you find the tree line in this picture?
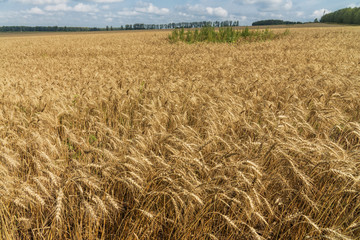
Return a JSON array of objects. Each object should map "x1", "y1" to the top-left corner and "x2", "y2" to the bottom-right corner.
[
  {"x1": 321, "y1": 7, "x2": 360, "y2": 24},
  {"x1": 0, "y1": 26, "x2": 108, "y2": 32},
  {"x1": 129, "y1": 21, "x2": 240, "y2": 30},
  {"x1": 0, "y1": 21, "x2": 241, "y2": 32},
  {"x1": 252, "y1": 20, "x2": 303, "y2": 26}
]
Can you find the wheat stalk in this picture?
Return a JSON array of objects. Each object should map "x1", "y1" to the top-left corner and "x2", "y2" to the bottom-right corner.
[{"x1": 55, "y1": 188, "x2": 64, "y2": 222}]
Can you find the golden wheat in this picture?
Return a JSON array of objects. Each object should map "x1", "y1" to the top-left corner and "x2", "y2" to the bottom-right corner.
[{"x1": 0, "y1": 26, "x2": 360, "y2": 239}]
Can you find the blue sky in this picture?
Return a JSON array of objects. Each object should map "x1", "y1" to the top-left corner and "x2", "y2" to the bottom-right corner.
[{"x1": 0, "y1": 0, "x2": 358, "y2": 27}]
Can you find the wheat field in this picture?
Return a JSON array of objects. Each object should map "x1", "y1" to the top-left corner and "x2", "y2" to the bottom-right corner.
[{"x1": 0, "y1": 26, "x2": 360, "y2": 239}]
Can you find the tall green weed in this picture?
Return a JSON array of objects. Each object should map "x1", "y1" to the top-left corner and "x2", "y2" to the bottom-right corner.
[{"x1": 169, "y1": 26, "x2": 290, "y2": 44}]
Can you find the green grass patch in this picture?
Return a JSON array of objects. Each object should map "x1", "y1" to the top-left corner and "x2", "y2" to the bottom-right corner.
[{"x1": 169, "y1": 26, "x2": 290, "y2": 44}]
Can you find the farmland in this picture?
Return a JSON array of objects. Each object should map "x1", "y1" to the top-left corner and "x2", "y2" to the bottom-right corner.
[{"x1": 0, "y1": 25, "x2": 360, "y2": 239}]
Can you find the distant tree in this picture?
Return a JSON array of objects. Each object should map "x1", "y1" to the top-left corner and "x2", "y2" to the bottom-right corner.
[
  {"x1": 321, "y1": 7, "x2": 360, "y2": 24},
  {"x1": 354, "y1": 9, "x2": 360, "y2": 24},
  {"x1": 252, "y1": 19, "x2": 301, "y2": 26},
  {"x1": 314, "y1": 18, "x2": 319, "y2": 23},
  {"x1": 343, "y1": 8, "x2": 355, "y2": 24}
]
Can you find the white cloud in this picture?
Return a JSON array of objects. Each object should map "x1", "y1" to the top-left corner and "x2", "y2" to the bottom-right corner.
[
  {"x1": 206, "y1": 7, "x2": 228, "y2": 18},
  {"x1": 348, "y1": 3, "x2": 360, "y2": 8},
  {"x1": 178, "y1": 4, "x2": 229, "y2": 18},
  {"x1": 185, "y1": 4, "x2": 204, "y2": 14},
  {"x1": 135, "y1": 3, "x2": 169, "y2": 15},
  {"x1": 27, "y1": 7, "x2": 46, "y2": 14},
  {"x1": 89, "y1": 0, "x2": 123, "y2": 2},
  {"x1": 283, "y1": 0, "x2": 292, "y2": 10},
  {"x1": 259, "y1": 11, "x2": 283, "y2": 18},
  {"x1": 115, "y1": 3, "x2": 170, "y2": 18},
  {"x1": 117, "y1": 10, "x2": 139, "y2": 16},
  {"x1": 296, "y1": 11, "x2": 304, "y2": 17},
  {"x1": 45, "y1": 3, "x2": 98, "y2": 12},
  {"x1": 73, "y1": 3, "x2": 98, "y2": 12},
  {"x1": 102, "y1": 5, "x2": 110, "y2": 10},
  {"x1": 15, "y1": 0, "x2": 68, "y2": 4},
  {"x1": 311, "y1": 8, "x2": 331, "y2": 19},
  {"x1": 241, "y1": 0, "x2": 283, "y2": 4},
  {"x1": 45, "y1": 3, "x2": 71, "y2": 11},
  {"x1": 179, "y1": 12, "x2": 192, "y2": 17},
  {"x1": 236, "y1": 0, "x2": 293, "y2": 11}
]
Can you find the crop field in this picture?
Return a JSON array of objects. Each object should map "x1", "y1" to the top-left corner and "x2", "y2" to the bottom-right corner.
[{"x1": 0, "y1": 26, "x2": 360, "y2": 239}]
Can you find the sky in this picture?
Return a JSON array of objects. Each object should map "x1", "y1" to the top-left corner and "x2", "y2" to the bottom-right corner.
[{"x1": 0, "y1": 0, "x2": 359, "y2": 27}]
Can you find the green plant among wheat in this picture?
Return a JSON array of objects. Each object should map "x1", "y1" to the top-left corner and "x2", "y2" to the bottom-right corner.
[{"x1": 169, "y1": 26, "x2": 290, "y2": 43}]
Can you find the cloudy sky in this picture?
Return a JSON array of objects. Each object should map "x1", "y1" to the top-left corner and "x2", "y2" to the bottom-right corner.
[{"x1": 0, "y1": 0, "x2": 358, "y2": 27}]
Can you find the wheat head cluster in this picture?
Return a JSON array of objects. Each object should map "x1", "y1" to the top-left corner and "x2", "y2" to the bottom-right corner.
[{"x1": 0, "y1": 27, "x2": 359, "y2": 239}]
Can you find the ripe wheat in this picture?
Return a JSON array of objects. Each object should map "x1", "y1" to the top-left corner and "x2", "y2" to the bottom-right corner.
[{"x1": 0, "y1": 25, "x2": 359, "y2": 239}]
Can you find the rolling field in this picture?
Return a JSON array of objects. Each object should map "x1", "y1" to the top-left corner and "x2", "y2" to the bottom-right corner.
[{"x1": 0, "y1": 26, "x2": 360, "y2": 239}]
